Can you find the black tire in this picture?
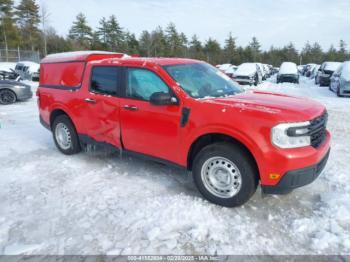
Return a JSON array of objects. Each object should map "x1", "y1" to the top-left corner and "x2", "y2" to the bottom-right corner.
[
  {"x1": 337, "y1": 87, "x2": 342, "y2": 97},
  {"x1": 192, "y1": 142, "x2": 259, "y2": 207},
  {"x1": 0, "y1": 89, "x2": 17, "y2": 105},
  {"x1": 52, "y1": 114, "x2": 81, "y2": 155}
]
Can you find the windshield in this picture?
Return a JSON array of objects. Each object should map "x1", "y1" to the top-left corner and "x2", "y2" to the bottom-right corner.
[{"x1": 163, "y1": 63, "x2": 242, "y2": 98}]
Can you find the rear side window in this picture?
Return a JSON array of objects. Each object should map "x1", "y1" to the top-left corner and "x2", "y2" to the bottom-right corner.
[{"x1": 90, "y1": 67, "x2": 119, "y2": 95}]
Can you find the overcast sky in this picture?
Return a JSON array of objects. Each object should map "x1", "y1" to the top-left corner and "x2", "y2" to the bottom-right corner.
[{"x1": 36, "y1": 0, "x2": 350, "y2": 51}]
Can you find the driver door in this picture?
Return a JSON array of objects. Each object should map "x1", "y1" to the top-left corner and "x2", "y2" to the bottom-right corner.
[{"x1": 119, "y1": 67, "x2": 182, "y2": 164}]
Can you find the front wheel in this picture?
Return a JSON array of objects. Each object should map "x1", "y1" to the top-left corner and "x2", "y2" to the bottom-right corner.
[
  {"x1": 0, "y1": 89, "x2": 17, "y2": 105},
  {"x1": 192, "y1": 143, "x2": 258, "y2": 207},
  {"x1": 52, "y1": 115, "x2": 82, "y2": 155}
]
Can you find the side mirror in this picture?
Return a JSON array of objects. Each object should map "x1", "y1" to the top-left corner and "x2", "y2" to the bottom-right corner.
[{"x1": 150, "y1": 92, "x2": 178, "y2": 105}]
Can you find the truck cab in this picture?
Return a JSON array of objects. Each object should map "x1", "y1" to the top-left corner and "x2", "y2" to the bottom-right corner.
[{"x1": 38, "y1": 51, "x2": 331, "y2": 207}]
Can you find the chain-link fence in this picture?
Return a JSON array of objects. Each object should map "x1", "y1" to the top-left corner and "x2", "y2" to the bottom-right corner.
[{"x1": 0, "y1": 49, "x2": 40, "y2": 63}]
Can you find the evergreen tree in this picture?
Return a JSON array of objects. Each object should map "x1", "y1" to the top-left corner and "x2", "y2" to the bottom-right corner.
[
  {"x1": 96, "y1": 17, "x2": 108, "y2": 47},
  {"x1": 310, "y1": 42, "x2": 323, "y2": 64},
  {"x1": 165, "y1": 22, "x2": 182, "y2": 56},
  {"x1": 248, "y1": 36, "x2": 261, "y2": 61},
  {"x1": 105, "y1": 15, "x2": 124, "y2": 51},
  {"x1": 283, "y1": 42, "x2": 299, "y2": 63},
  {"x1": 124, "y1": 31, "x2": 139, "y2": 54},
  {"x1": 189, "y1": 34, "x2": 205, "y2": 60},
  {"x1": 68, "y1": 13, "x2": 92, "y2": 49},
  {"x1": 337, "y1": 40, "x2": 349, "y2": 61},
  {"x1": 150, "y1": 26, "x2": 167, "y2": 56},
  {"x1": 224, "y1": 33, "x2": 237, "y2": 64},
  {"x1": 204, "y1": 38, "x2": 221, "y2": 64},
  {"x1": 325, "y1": 45, "x2": 337, "y2": 61},
  {"x1": 0, "y1": 0, "x2": 19, "y2": 54},
  {"x1": 15, "y1": 0, "x2": 40, "y2": 51},
  {"x1": 139, "y1": 30, "x2": 152, "y2": 56}
]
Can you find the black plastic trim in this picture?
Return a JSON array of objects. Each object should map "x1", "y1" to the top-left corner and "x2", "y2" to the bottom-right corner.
[
  {"x1": 261, "y1": 149, "x2": 330, "y2": 194},
  {"x1": 181, "y1": 107, "x2": 191, "y2": 127},
  {"x1": 39, "y1": 116, "x2": 51, "y2": 130},
  {"x1": 40, "y1": 84, "x2": 81, "y2": 91},
  {"x1": 78, "y1": 134, "x2": 187, "y2": 170}
]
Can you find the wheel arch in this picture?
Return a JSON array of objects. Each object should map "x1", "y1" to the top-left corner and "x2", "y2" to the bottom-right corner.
[
  {"x1": 0, "y1": 88, "x2": 17, "y2": 100},
  {"x1": 187, "y1": 133, "x2": 260, "y2": 178},
  {"x1": 50, "y1": 108, "x2": 74, "y2": 129}
]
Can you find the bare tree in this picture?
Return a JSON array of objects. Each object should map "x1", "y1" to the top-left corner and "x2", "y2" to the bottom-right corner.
[{"x1": 40, "y1": 2, "x2": 50, "y2": 56}]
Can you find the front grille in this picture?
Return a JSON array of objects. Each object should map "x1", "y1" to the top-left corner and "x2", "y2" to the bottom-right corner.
[
  {"x1": 324, "y1": 70, "x2": 333, "y2": 75},
  {"x1": 236, "y1": 75, "x2": 250, "y2": 80},
  {"x1": 309, "y1": 112, "x2": 328, "y2": 148}
]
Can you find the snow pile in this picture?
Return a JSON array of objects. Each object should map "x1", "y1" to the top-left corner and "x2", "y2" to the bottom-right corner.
[{"x1": 0, "y1": 78, "x2": 349, "y2": 255}]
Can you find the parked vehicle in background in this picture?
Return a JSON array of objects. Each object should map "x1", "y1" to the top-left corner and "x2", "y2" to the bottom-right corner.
[
  {"x1": 330, "y1": 61, "x2": 350, "y2": 97},
  {"x1": 317, "y1": 62, "x2": 342, "y2": 86},
  {"x1": 0, "y1": 62, "x2": 16, "y2": 73},
  {"x1": 297, "y1": 65, "x2": 304, "y2": 74},
  {"x1": 0, "y1": 62, "x2": 21, "y2": 81},
  {"x1": 273, "y1": 67, "x2": 279, "y2": 74},
  {"x1": 217, "y1": 64, "x2": 232, "y2": 72},
  {"x1": 224, "y1": 65, "x2": 238, "y2": 78},
  {"x1": 0, "y1": 80, "x2": 33, "y2": 104},
  {"x1": 263, "y1": 64, "x2": 271, "y2": 78},
  {"x1": 256, "y1": 63, "x2": 267, "y2": 80},
  {"x1": 277, "y1": 62, "x2": 299, "y2": 84},
  {"x1": 234, "y1": 63, "x2": 262, "y2": 85},
  {"x1": 305, "y1": 64, "x2": 317, "y2": 77},
  {"x1": 15, "y1": 61, "x2": 40, "y2": 81},
  {"x1": 310, "y1": 65, "x2": 320, "y2": 79},
  {"x1": 37, "y1": 51, "x2": 331, "y2": 207}
]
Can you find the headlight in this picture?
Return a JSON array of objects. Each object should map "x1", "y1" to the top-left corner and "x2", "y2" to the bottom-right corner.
[{"x1": 271, "y1": 121, "x2": 311, "y2": 148}]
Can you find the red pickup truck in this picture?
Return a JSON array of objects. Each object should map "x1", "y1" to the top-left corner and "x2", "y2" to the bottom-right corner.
[{"x1": 37, "y1": 51, "x2": 331, "y2": 207}]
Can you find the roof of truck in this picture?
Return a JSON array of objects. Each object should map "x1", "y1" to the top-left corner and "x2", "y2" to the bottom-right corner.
[{"x1": 41, "y1": 51, "x2": 201, "y2": 66}]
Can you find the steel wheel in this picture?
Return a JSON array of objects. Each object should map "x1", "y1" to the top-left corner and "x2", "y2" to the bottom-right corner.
[
  {"x1": 0, "y1": 90, "x2": 16, "y2": 105},
  {"x1": 201, "y1": 156, "x2": 242, "y2": 198},
  {"x1": 55, "y1": 122, "x2": 72, "y2": 150}
]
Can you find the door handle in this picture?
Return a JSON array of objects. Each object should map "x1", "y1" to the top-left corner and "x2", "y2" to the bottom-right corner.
[
  {"x1": 123, "y1": 105, "x2": 138, "y2": 111},
  {"x1": 84, "y1": 98, "x2": 96, "y2": 104}
]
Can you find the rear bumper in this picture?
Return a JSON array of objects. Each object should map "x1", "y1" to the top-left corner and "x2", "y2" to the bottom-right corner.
[
  {"x1": 319, "y1": 76, "x2": 331, "y2": 85},
  {"x1": 278, "y1": 74, "x2": 298, "y2": 83},
  {"x1": 261, "y1": 149, "x2": 330, "y2": 194},
  {"x1": 14, "y1": 88, "x2": 33, "y2": 100}
]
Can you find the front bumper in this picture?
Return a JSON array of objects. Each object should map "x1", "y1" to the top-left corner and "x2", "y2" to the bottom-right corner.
[
  {"x1": 261, "y1": 148, "x2": 330, "y2": 194},
  {"x1": 235, "y1": 78, "x2": 254, "y2": 85}
]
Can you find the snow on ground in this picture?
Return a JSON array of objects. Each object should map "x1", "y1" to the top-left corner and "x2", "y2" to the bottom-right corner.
[{"x1": 0, "y1": 77, "x2": 349, "y2": 255}]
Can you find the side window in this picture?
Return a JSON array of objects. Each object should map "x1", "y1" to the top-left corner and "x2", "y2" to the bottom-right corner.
[
  {"x1": 126, "y1": 68, "x2": 169, "y2": 101},
  {"x1": 90, "y1": 67, "x2": 119, "y2": 95}
]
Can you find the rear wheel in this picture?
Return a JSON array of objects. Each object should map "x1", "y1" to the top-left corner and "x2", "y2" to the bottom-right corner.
[
  {"x1": 0, "y1": 89, "x2": 16, "y2": 105},
  {"x1": 52, "y1": 115, "x2": 81, "y2": 155},
  {"x1": 192, "y1": 142, "x2": 258, "y2": 207},
  {"x1": 337, "y1": 86, "x2": 342, "y2": 97}
]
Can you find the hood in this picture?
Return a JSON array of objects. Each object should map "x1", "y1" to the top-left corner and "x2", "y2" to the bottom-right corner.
[
  {"x1": 201, "y1": 90, "x2": 325, "y2": 122},
  {"x1": 235, "y1": 65, "x2": 256, "y2": 76}
]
